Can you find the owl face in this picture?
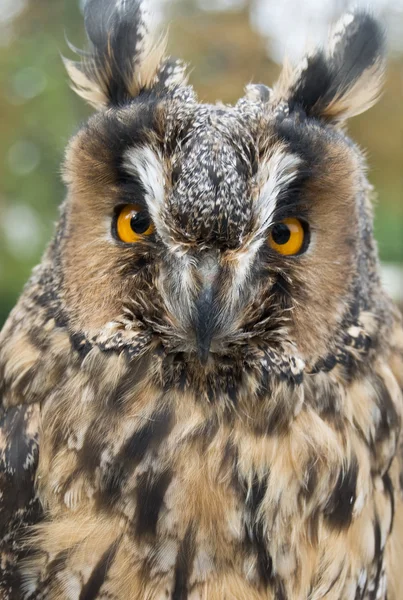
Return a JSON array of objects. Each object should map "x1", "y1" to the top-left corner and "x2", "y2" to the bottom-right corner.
[{"x1": 60, "y1": 1, "x2": 385, "y2": 371}]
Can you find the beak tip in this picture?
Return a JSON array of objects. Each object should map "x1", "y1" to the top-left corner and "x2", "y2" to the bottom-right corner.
[
  {"x1": 194, "y1": 285, "x2": 215, "y2": 366},
  {"x1": 197, "y1": 345, "x2": 211, "y2": 365}
]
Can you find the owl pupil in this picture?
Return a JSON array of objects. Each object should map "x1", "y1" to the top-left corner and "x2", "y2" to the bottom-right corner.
[
  {"x1": 130, "y1": 212, "x2": 150, "y2": 234},
  {"x1": 271, "y1": 223, "x2": 291, "y2": 245}
]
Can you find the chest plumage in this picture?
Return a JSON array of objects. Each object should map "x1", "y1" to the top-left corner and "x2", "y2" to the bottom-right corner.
[{"x1": 1, "y1": 2, "x2": 403, "y2": 599}]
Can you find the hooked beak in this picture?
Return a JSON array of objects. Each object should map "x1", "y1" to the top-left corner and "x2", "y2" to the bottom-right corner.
[
  {"x1": 194, "y1": 284, "x2": 216, "y2": 365},
  {"x1": 192, "y1": 251, "x2": 220, "y2": 364}
]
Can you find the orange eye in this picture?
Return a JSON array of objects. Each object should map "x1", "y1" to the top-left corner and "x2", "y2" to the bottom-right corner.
[
  {"x1": 268, "y1": 217, "x2": 305, "y2": 256},
  {"x1": 116, "y1": 204, "x2": 155, "y2": 243}
]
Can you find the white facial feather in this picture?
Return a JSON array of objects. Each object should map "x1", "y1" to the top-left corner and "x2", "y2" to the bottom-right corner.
[
  {"x1": 255, "y1": 149, "x2": 302, "y2": 238},
  {"x1": 227, "y1": 238, "x2": 263, "y2": 311},
  {"x1": 124, "y1": 145, "x2": 168, "y2": 237},
  {"x1": 228, "y1": 149, "x2": 301, "y2": 299}
]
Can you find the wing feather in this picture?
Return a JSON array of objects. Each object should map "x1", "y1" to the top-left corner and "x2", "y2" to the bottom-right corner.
[{"x1": 0, "y1": 402, "x2": 42, "y2": 599}]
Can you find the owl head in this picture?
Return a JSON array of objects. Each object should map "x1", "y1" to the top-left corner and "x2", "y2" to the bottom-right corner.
[{"x1": 59, "y1": 0, "x2": 386, "y2": 383}]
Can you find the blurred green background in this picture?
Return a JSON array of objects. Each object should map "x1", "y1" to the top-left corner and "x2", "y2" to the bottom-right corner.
[{"x1": 0, "y1": 0, "x2": 402, "y2": 326}]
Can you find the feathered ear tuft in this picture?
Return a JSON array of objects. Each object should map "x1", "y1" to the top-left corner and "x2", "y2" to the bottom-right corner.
[
  {"x1": 274, "y1": 11, "x2": 386, "y2": 123},
  {"x1": 64, "y1": 0, "x2": 187, "y2": 109}
]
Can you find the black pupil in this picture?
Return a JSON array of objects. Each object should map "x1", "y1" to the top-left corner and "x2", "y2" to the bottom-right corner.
[
  {"x1": 271, "y1": 223, "x2": 291, "y2": 245},
  {"x1": 130, "y1": 211, "x2": 151, "y2": 235}
]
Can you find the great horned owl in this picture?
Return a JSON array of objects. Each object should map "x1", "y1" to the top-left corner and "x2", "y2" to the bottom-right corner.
[{"x1": 1, "y1": 1, "x2": 403, "y2": 599}]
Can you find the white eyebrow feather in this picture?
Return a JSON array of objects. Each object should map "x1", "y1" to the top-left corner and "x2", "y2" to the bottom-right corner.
[
  {"x1": 226, "y1": 149, "x2": 302, "y2": 295},
  {"x1": 123, "y1": 145, "x2": 168, "y2": 237},
  {"x1": 255, "y1": 149, "x2": 302, "y2": 236}
]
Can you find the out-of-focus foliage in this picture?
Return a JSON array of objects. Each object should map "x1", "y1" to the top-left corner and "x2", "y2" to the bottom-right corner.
[{"x1": 0, "y1": 0, "x2": 402, "y2": 326}]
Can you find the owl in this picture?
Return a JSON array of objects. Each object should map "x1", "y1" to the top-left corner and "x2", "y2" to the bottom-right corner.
[{"x1": 1, "y1": 1, "x2": 403, "y2": 599}]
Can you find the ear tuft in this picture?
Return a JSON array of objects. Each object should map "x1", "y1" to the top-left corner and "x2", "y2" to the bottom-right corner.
[
  {"x1": 65, "y1": 0, "x2": 187, "y2": 109},
  {"x1": 275, "y1": 11, "x2": 386, "y2": 123}
]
